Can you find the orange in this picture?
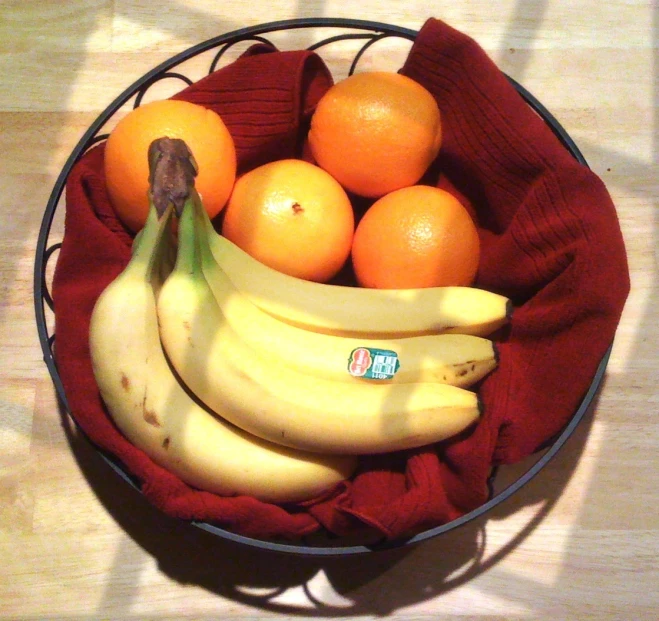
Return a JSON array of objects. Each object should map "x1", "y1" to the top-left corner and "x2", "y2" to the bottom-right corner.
[
  {"x1": 308, "y1": 71, "x2": 442, "y2": 198},
  {"x1": 104, "y1": 99, "x2": 236, "y2": 233},
  {"x1": 351, "y1": 185, "x2": 480, "y2": 289},
  {"x1": 221, "y1": 159, "x2": 355, "y2": 282}
]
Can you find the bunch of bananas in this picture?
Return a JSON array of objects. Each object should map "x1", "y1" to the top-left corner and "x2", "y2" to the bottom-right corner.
[{"x1": 88, "y1": 138, "x2": 511, "y2": 503}]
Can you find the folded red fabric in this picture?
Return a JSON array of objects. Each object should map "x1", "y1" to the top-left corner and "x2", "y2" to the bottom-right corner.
[{"x1": 51, "y1": 18, "x2": 629, "y2": 542}]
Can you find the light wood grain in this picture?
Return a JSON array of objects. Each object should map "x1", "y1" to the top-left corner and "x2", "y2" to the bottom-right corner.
[{"x1": 1, "y1": 1, "x2": 657, "y2": 619}]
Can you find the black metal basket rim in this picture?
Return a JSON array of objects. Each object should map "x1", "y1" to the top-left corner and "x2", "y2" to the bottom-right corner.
[{"x1": 33, "y1": 17, "x2": 604, "y2": 557}]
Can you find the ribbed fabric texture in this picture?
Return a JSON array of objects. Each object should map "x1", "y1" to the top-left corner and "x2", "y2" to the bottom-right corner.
[{"x1": 51, "y1": 19, "x2": 629, "y2": 541}]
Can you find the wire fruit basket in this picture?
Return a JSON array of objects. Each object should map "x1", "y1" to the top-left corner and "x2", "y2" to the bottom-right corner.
[{"x1": 33, "y1": 18, "x2": 611, "y2": 556}]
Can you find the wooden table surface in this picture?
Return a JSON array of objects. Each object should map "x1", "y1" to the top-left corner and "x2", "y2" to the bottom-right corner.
[{"x1": 1, "y1": 1, "x2": 657, "y2": 619}]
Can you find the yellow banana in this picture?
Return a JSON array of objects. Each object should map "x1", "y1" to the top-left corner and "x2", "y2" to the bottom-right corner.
[
  {"x1": 205, "y1": 215, "x2": 511, "y2": 338},
  {"x1": 195, "y1": 195, "x2": 497, "y2": 387},
  {"x1": 156, "y1": 197, "x2": 482, "y2": 455},
  {"x1": 89, "y1": 202, "x2": 357, "y2": 503}
]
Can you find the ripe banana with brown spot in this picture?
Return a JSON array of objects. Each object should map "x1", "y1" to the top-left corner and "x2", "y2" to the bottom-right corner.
[
  {"x1": 203, "y1": 213, "x2": 511, "y2": 338},
  {"x1": 194, "y1": 194, "x2": 498, "y2": 387},
  {"x1": 156, "y1": 197, "x2": 482, "y2": 455},
  {"x1": 89, "y1": 203, "x2": 357, "y2": 503}
]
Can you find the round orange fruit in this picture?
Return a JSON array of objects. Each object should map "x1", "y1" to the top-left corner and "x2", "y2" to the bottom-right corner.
[
  {"x1": 104, "y1": 99, "x2": 236, "y2": 233},
  {"x1": 351, "y1": 185, "x2": 480, "y2": 289},
  {"x1": 308, "y1": 71, "x2": 442, "y2": 198},
  {"x1": 221, "y1": 159, "x2": 355, "y2": 282}
]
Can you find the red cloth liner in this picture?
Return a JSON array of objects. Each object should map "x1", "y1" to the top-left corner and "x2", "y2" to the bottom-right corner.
[{"x1": 52, "y1": 18, "x2": 629, "y2": 541}]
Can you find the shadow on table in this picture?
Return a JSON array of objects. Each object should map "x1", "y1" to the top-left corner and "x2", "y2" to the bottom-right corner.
[
  {"x1": 24, "y1": 0, "x2": 657, "y2": 616},
  {"x1": 57, "y1": 379, "x2": 598, "y2": 617},
  {"x1": 48, "y1": 4, "x2": 646, "y2": 614}
]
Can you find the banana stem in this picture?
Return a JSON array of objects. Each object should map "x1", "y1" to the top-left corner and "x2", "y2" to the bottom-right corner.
[
  {"x1": 129, "y1": 203, "x2": 174, "y2": 283},
  {"x1": 190, "y1": 190, "x2": 218, "y2": 269},
  {"x1": 147, "y1": 136, "x2": 199, "y2": 217},
  {"x1": 174, "y1": 195, "x2": 207, "y2": 281},
  {"x1": 146, "y1": 135, "x2": 205, "y2": 282}
]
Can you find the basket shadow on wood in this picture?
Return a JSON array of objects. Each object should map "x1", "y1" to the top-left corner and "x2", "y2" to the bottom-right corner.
[{"x1": 34, "y1": 18, "x2": 610, "y2": 558}]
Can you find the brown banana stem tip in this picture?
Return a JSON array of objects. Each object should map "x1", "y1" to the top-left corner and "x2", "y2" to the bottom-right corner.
[{"x1": 147, "y1": 137, "x2": 199, "y2": 217}]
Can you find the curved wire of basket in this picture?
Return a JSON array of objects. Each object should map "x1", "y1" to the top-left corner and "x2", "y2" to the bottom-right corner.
[{"x1": 33, "y1": 17, "x2": 610, "y2": 557}]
